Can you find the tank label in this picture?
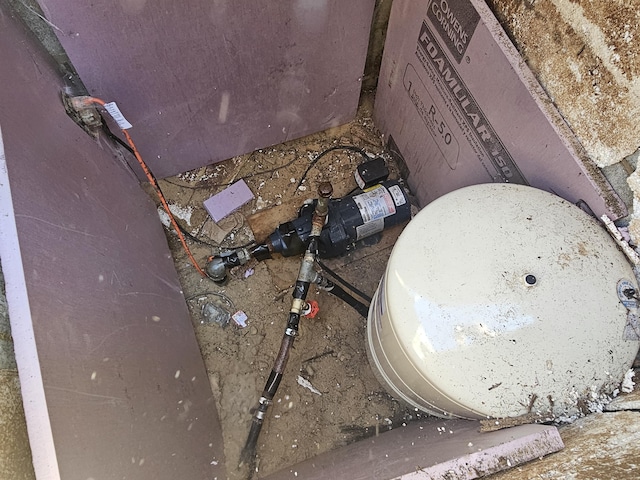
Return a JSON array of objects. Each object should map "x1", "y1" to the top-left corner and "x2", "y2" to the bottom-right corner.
[{"x1": 354, "y1": 185, "x2": 396, "y2": 223}]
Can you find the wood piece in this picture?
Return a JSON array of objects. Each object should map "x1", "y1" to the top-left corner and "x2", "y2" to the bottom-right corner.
[{"x1": 246, "y1": 197, "x2": 305, "y2": 242}]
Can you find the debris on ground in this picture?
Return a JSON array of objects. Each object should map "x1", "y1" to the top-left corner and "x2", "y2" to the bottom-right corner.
[
  {"x1": 201, "y1": 302, "x2": 231, "y2": 327},
  {"x1": 296, "y1": 375, "x2": 322, "y2": 396},
  {"x1": 621, "y1": 369, "x2": 636, "y2": 393},
  {"x1": 199, "y1": 213, "x2": 243, "y2": 245},
  {"x1": 232, "y1": 310, "x2": 248, "y2": 328},
  {"x1": 158, "y1": 94, "x2": 412, "y2": 480}
]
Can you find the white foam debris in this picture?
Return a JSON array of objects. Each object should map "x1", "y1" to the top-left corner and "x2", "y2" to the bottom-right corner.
[
  {"x1": 156, "y1": 204, "x2": 194, "y2": 228},
  {"x1": 296, "y1": 375, "x2": 322, "y2": 395},
  {"x1": 255, "y1": 196, "x2": 269, "y2": 210},
  {"x1": 157, "y1": 207, "x2": 171, "y2": 228},
  {"x1": 621, "y1": 369, "x2": 636, "y2": 393},
  {"x1": 168, "y1": 203, "x2": 193, "y2": 226}
]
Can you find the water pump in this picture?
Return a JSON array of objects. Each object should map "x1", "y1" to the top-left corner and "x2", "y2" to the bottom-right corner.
[{"x1": 206, "y1": 177, "x2": 412, "y2": 283}]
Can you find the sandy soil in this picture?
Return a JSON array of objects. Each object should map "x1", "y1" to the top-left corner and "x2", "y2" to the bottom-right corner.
[{"x1": 155, "y1": 95, "x2": 419, "y2": 479}]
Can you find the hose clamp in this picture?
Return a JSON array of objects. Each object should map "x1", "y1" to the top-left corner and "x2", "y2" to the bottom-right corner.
[{"x1": 285, "y1": 327, "x2": 298, "y2": 337}]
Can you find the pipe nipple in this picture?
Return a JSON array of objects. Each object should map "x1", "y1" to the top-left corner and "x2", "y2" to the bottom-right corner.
[{"x1": 318, "y1": 181, "x2": 333, "y2": 198}]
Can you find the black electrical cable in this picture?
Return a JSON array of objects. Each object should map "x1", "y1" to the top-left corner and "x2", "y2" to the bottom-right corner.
[
  {"x1": 103, "y1": 124, "x2": 135, "y2": 155},
  {"x1": 160, "y1": 154, "x2": 300, "y2": 190},
  {"x1": 121, "y1": 148, "x2": 201, "y2": 246},
  {"x1": 295, "y1": 145, "x2": 371, "y2": 191},
  {"x1": 163, "y1": 145, "x2": 370, "y2": 193},
  {"x1": 185, "y1": 291, "x2": 235, "y2": 310}
]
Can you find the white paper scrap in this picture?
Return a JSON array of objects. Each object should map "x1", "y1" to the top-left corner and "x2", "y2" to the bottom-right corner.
[
  {"x1": 104, "y1": 101, "x2": 133, "y2": 129},
  {"x1": 297, "y1": 375, "x2": 322, "y2": 396},
  {"x1": 232, "y1": 310, "x2": 248, "y2": 328}
]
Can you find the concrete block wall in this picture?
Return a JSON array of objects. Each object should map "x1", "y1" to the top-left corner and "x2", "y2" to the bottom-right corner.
[
  {"x1": 0, "y1": 268, "x2": 35, "y2": 480},
  {"x1": 485, "y1": 0, "x2": 640, "y2": 229}
]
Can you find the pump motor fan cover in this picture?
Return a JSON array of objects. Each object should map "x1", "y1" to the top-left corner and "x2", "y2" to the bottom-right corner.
[{"x1": 366, "y1": 183, "x2": 639, "y2": 420}]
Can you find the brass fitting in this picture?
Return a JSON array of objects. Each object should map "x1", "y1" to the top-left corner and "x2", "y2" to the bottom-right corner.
[{"x1": 311, "y1": 182, "x2": 332, "y2": 235}]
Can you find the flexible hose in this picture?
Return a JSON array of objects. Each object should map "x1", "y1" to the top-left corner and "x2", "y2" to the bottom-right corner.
[
  {"x1": 317, "y1": 259, "x2": 372, "y2": 303},
  {"x1": 321, "y1": 281, "x2": 370, "y2": 318},
  {"x1": 239, "y1": 188, "x2": 331, "y2": 471}
]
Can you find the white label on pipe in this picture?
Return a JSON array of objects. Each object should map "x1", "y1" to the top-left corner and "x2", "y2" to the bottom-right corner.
[{"x1": 104, "y1": 102, "x2": 133, "y2": 129}]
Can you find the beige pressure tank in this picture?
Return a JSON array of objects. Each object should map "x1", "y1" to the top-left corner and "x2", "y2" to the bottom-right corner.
[{"x1": 366, "y1": 184, "x2": 640, "y2": 420}]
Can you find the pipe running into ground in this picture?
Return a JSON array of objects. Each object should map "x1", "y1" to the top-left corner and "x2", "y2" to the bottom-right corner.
[{"x1": 239, "y1": 184, "x2": 332, "y2": 471}]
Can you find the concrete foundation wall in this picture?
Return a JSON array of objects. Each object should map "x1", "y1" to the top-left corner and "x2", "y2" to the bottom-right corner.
[
  {"x1": 486, "y1": 0, "x2": 638, "y2": 168},
  {"x1": 0, "y1": 268, "x2": 34, "y2": 480},
  {"x1": 486, "y1": 0, "x2": 640, "y2": 233}
]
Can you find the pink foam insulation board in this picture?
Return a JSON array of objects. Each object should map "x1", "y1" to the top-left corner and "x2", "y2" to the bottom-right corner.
[
  {"x1": 374, "y1": 0, "x2": 625, "y2": 220},
  {"x1": 262, "y1": 418, "x2": 563, "y2": 480},
  {"x1": 0, "y1": 10, "x2": 226, "y2": 479},
  {"x1": 42, "y1": 0, "x2": 376, "y2": 179},
  {"x1": 204, "y1": 180, "x2": 254, "y2": 222}
]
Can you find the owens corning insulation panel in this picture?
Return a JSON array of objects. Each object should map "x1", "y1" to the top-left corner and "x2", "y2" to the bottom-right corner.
[
  {"x1": 374, "y1": 0, "x2": 625, "y2": 219},
  {"x1": 40, "y1": 0, "x2": 376, "y2": 179},
  {"x1": 0, "y1": 10, "x2": 225, "y2": 480}
]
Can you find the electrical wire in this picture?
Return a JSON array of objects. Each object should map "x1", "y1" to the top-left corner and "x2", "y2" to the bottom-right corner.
[
  {"x1": 161, "y1": 144, "x2": 369, "y2": 193},
  {"x1": 159, "y1": 146, "x2": 372, "y2": 247},
  {"x1": 152, "y1": 145, "x2": 374, "y2": 248},
  {"x1": 185, "y1": 291, "x2": 235, "y2": 311},
  {"x1": 78, "y1": 96, "x2": 208, "y2": 278},
  {"x1": 79, "y1": 99, "x2": 378, "y2": 282},
  {"x1": 160, "y1": 153, "x2": 299, "y2": 190},
  {"x1": 295, "y1": 145, "x2": 371, "y2": 191}
]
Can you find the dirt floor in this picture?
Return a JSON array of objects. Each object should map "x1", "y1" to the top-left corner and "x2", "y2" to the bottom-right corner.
[{"x1": 153, "y1": 94, "x2": 420, "y2": 479}]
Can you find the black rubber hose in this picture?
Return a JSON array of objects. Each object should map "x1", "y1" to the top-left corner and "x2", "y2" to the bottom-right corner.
[
  {"x1": 239, "y1": 410, "x2": 265, "y2": 469},
  {"x1": 240, "y1": 188, "x2": 329, "y2": 472},
  {"x1": 317, "y1": 259, "x2": 372, "y2": 303},
  {"x1": 239, "y1": 305, "x2": 306, "y2": 470},
  {"x1": 324, "y1": 282, "x2": 370, "y2": 318}
]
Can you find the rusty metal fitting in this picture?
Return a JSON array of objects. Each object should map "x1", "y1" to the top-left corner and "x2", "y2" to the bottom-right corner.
[
  {"x1": 318, "y1": 182, "x2": 333, "y2": 199},
  {"x1": 311, "y1": 214, "x2": 326, "y2": 234},
  {"x1": 313, "y1": 181, "x2": 333, "y2": 223}
]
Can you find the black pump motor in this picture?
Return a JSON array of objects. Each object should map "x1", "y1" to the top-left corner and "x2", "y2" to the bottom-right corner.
[{"x1": 268, "y1": 179, "x2": 412, "y2": 259}]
